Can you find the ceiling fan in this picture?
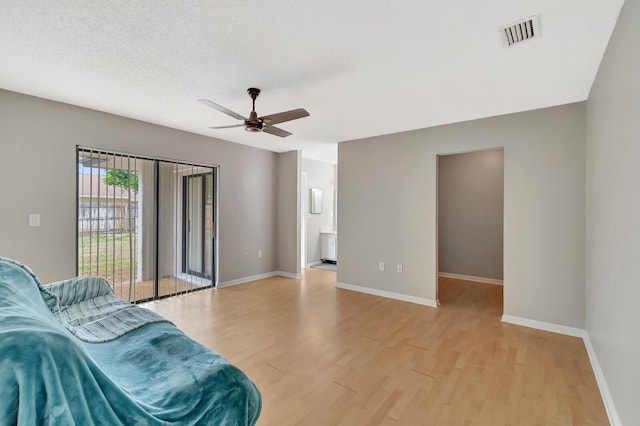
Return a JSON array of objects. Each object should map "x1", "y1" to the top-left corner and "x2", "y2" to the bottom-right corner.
[{"x1": 198, "y1": 88, "x2": 309, "y2": 138}]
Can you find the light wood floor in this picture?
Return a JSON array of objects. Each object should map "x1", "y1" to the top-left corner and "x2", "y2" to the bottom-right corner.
[{"x1": 143, "y1": 270, "x2": 608, "y2": 425}]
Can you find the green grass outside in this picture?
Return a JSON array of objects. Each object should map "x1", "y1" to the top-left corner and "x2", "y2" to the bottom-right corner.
[{"x1": 78, "y1": 232, "x2": 137, "y2": 285}]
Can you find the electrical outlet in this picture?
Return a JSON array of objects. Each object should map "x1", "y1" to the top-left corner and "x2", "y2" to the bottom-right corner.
[
  {"x1": 243, "y1": 252, "x2": 249, "y2": 260},
  {"x1": 378, "y1": 262, "x2": 385, "y2": 271},
  {"x1": 258, "y1": 250, "x2": 263, "y2": 259},
  {"x1": 397, "y1": 264, "x2": 403, "y2": 273}
]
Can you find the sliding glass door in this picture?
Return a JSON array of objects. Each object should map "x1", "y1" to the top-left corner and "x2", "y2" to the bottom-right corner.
[
  {"x1": 77, "y1": 148, "x2": 216, "y2": 303},
  {"x1": 183, "y1": 173, "x2": 214, "y2": 279}
]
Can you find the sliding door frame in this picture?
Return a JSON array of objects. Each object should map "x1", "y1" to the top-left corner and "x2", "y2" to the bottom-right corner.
[
  {"x1": 181, "y1": 172, "x2": 215, "y2": 280},
  {"x1": 76, "y1": 146, "x2": 219, "y2": 302}
]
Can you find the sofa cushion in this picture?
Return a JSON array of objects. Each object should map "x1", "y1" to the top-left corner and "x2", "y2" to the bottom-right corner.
[{"x1": 45, "y1": 276, "x2": 169, "y2": 342}]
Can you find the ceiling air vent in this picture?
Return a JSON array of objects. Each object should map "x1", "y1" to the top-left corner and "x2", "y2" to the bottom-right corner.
[{"x1": 501, "y1": 15, "x2": 540, "y2": 46}]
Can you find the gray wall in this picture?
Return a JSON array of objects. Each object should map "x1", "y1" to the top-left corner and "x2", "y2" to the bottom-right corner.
[
  {"x1": 276, "y1": 150, "x2": 301, "y2": 277},
  {"x1": 0, "y1": 89, "x2": 278, "y2": 284},
  {"x1": 438, "y1": 149, "x2": 504, "y2": 280},
  {"x1": 586, "y1": 0, "x2": 640, "y2": 424},
  {"x1": 338, "y1": 102, "x2": 586, "y2": 328},
  {"x1": 302, "y1": 158, "x2": 335, "y2": 265}
]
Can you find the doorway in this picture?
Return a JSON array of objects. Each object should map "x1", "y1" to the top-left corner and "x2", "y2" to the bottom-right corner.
[
  {"x1": 299, "y1": 160, "x2": 337, "y2": 271},
  {"x1": 436, "y1": 148, "x2": 504, "y2": 312},
  {"x1": 300, "y1": 172, "x2": 308, "y2": 269}
]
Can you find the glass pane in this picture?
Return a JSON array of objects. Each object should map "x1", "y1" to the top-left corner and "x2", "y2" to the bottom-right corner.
[
  {"x1": 156, "y1": 163, "x2": 214, "y2": 298},
  {"x1": 133, "y1": 158, "x2": 157, "y2": 302},
  {"x1": 77, "y1": 150, "x2": 156, "y2": 303},
  {"x1": 204, "y1": 173, "x2": 213, "y2": 278},
  {"x1": 186, "y1": 175, "x2": 204, "y2": 274},
  {"x1": 156, "y1": 161, "x2": 182, "y2": 297}
]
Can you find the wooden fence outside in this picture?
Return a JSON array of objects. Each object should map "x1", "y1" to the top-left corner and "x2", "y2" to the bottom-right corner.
[{"x1": 78, "y1": 201, "x2": 139, "y2": 233}]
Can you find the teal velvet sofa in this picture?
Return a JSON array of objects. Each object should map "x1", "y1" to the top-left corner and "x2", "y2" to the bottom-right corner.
[{"x1": 0, "y1": 258, "x2": 261, "y2": 425}]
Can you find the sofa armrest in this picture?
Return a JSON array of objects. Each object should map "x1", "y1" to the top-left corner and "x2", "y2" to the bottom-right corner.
[{"x1": 44, "y1": 276, "x2": 114, "y2": 307}]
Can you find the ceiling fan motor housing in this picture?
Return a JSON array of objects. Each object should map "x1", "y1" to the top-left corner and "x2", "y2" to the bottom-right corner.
[
  {"x1": 245, "y1": 110, "x2": 263, "y2": 132},
  {"x1": 245, "y1": 121, "x2": 263, "y2": 132}
]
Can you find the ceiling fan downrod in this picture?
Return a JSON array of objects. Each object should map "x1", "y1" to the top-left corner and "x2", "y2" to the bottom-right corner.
[{"x1": 245, "y1": 88, "x2": 262, "y2": 131}]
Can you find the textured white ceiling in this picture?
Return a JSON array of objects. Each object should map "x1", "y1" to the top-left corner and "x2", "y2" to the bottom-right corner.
[{"x1": 0, "y1": 1, "x2": 624, "y2": 163}]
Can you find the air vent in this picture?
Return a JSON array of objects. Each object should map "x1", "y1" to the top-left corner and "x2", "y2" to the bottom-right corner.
[{"x1": 501, "y1": 15, "x2": 540, "y2": 46}]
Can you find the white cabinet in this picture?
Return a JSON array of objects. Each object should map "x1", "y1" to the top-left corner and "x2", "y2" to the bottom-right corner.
[{"x1": 320, "y1": 232, "x2": 337, "y2": 262}]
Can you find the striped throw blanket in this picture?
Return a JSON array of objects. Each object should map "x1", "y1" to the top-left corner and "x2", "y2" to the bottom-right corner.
[{"x1": 43, "y1": 276, "x2": 170, "y2": 343}]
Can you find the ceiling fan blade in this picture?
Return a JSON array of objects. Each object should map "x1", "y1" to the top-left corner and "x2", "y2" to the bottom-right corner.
[
  {"x1": 263, "y1": 125, "x2": 292, "y2": 138},
  {"x1": 260, "y1": 108, "x2": 309, "y2": 126},
  {"x1": 208, "y1": 124, "x2": 245, "y2": 129},
  {"x1": 198, "y1": 99, "x2": 247, "y2": 121}
]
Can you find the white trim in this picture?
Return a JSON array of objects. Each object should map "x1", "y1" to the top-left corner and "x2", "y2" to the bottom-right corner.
[
  {"x1": 583, "y1": 333, "x2": 622, "y2": 426},
  {"x1": 336, "y1": 282, "x2": 437, "y2": 307},
  {"x1": 300, "y1": 171, "x2": 308, "y2": 269},
  {"x1": 501, "y1": 315, "x2": 585, "y2": 338},
  {"x1": 275, "y1": 271, "x2": 303, "y2": 279},
  {"x1": 218, "y1": 272, "x2": 278, "y2": 288},
  {"x1": 500, "y1": 315, "x2": 621, "y2": 424},
  {"x1": 438, "y1": 272, "x2": 503, "y2": 285},
  {"x1": 218, "y1": 270, "x2": 303, "y2": 288},
  {"x1": 306, "y1": 261, "x2": 322, "y2": 268}
]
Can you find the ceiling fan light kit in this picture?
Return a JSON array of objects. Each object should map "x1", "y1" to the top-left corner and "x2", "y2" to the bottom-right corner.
[{"x1": 198, "y1": 88, "x2": 309, "y2": 138}]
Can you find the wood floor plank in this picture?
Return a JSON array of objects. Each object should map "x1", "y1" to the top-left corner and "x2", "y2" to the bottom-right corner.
[{"x1": 144, "y1": 270, "x2": 608, "y2": 425}]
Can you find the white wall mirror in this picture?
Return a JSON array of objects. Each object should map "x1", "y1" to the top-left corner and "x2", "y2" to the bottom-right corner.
[{"x1": 310, "y1": 188, "x2": 323, "y2": 214}]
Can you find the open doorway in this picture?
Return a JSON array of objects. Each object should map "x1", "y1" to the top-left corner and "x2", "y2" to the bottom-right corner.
[
  {"x1": 300, "y1": 159, "x2": 337, "y2": 273},
  {"x1": 300, "y1": 172, "x2": 308, "y2": 269},
  {"x1": 436, "y1": 148, "x2": 504, "y2": 314}
]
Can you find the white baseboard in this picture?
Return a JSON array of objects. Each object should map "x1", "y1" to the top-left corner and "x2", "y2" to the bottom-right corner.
[
  {"x1": 218, "y1": 272, "x2": 278, "y2": 288},
  {"x1": 583, "y1": 333, "x2": 622, "y2": 426},
  {"x1": 218, "y1": 270, "x2": 302, "y2": 288},
  {"x1": 501, "y1": 315, "x2": 620, "y2": 424},
  {"x1": 500, "y1": 314, "x2": 585, "y2": 338},
  {"x1": 438, "y1": 272, "x2": 503, "y2": 285},
  {"x1": 336, "y1": 282, "x2": 437, "y2": 308},
  {"x1": 275, "y1": 271, "x2": 303, "y2": 279},
  {"x1": 306, "y1": 261, "x2": 322, "y2": 268}
]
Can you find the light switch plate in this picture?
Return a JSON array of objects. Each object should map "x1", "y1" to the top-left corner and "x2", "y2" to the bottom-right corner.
[{"x1": 28, "y1": 214, "x2": 40, "y2": 227}]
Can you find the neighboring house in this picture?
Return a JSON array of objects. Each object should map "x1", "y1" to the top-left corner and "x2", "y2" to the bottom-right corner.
[{"x1": 0, "y1": 2, "x2": 638, "y2": 425}]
